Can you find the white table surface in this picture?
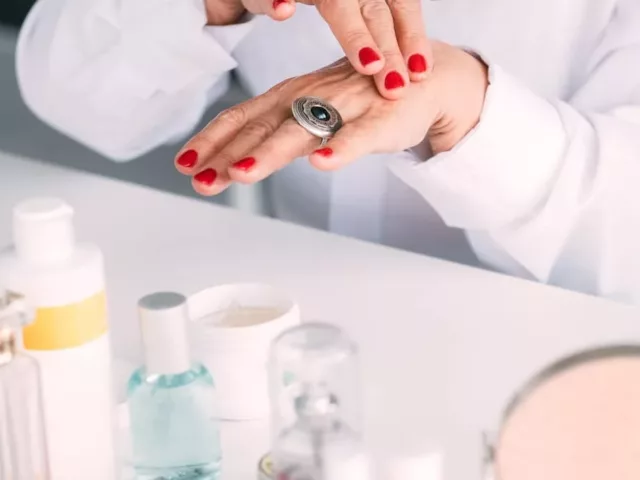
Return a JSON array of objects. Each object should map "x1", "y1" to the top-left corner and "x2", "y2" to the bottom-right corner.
[{"x1": 2, "y1": 152, "x2": 640, "y2": 480}]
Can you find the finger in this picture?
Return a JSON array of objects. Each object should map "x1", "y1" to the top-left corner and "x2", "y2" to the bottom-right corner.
[
  {"x1": 193, "y1": 109, "x2": 289, "y2": 195},
  {"x1": 191, "y1": 168, "x2": 233, "y2": 197},
  {"x1": 360, "y1": 0, "x2": 409, "y2": 100},
  {"x1": 308, "y1": 119, "x2": 380, "y2": 170},
  {"x1": 228, "y1": 118, "x2": 322, "y2": 184},
  {"x1": 314, "y1": 0, "x2": 385, "y2": 75},
  {"x1": 175, "y1": 93, "x2": 278, "y2": 175},
  {"x1": 270, "y1": 0, "x2": 296, "y2": 20},
  {"x1": 240, "y1": 0, "x2": 296, "y2": 20},
  {"x1": 387, "y1": 0, "x2": 432, "y2": 81}
]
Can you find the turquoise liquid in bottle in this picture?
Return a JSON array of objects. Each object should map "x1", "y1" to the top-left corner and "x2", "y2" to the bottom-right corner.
[{"x1": 128, "y1": 292, "x2": 221, "y2": 480}]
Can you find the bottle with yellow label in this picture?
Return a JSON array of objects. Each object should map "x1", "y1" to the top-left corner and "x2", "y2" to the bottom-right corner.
[{"x1": 0, "y1": 198, "x2": 116, "y2": 480}]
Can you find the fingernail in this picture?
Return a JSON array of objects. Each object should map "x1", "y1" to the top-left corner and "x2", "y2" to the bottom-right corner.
[
  {"x1": 408, "y1": 54, "x2": 428, "y2": 73},
  {"x1": 177, "y1": 149, "x2": 198, "y2": 168},
  {"x1": 273, "y1": 0, "x2": 288, "y2": 8},
  {"x1": 313, "y1": 148, "x2": 333, "y2": 157},
  {"x1": 384, "y1": 71, "x2": 405, "y2": 90},
  {"x1": 232, "y1": 157, "x2": 256, "y2": 171},
  {"x1": 359, "y1": 47, "x2": 381, "y2": 67},
  {"x1": 194, "y1": 168, "x2": 217, "y2": 186}
]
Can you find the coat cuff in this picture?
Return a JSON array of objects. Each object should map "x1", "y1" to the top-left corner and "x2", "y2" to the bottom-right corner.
[{"x1": 389, "y1": 63, "x2": 568, "y2": 230}]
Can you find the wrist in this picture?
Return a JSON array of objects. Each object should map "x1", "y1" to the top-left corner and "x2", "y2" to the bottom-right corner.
[{"x1": 428, "y1": 46, "x2": 489, "y2": 155}]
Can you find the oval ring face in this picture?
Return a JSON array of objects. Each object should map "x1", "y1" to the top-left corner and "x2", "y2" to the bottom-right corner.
[{"x1": 291, "y1": 96, "x2": 343, "y2": 140}]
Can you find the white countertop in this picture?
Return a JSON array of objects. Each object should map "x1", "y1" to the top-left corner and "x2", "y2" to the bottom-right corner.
[{"x1": 2, "y1": 152, "x2": 640, "y2": 480}]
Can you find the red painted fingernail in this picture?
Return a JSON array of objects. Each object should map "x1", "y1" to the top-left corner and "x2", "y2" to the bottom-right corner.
[
  {"x1": 408, "y1": 54, "x2": 428, "y2": 73},
  {"x1": 273, "y1": 0, "x2": 288, "y2": 8},
  {"x1": 194, "y1": 168, "x2": 217, "y2": 186},
  {"x1": 177, "y1": 149, "x2": 198, "y2": 168},
  {"x1": 232, "y1": 157, "x2": 256, "y2": 171},
  {"x1": 359, "y1": 47, "x2": 381, "y2": 67},
  {"x1": 384, "y1": 71, "x2": 405, "y2": 90},
  {"x1": 313, "y1": 148, "x2": 333, "y2": 157}
]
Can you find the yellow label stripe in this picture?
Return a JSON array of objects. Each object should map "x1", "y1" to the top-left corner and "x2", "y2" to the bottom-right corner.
[{"x1": 23, "y1": 291, "x2": 108, "y2": 350}]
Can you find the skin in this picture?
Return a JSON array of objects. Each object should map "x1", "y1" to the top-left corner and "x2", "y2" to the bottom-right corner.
[
  {"x1": 175, "y1": 41, "x2": 489, "y2": 196},
  {"x1": 205, "y1": 0, "x2": 432, "y2": 100}
]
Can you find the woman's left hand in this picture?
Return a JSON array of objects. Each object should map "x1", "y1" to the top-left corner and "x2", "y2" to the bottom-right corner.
[{"x1": 175, "y1": 42, "x2": 488, "y2": 196}]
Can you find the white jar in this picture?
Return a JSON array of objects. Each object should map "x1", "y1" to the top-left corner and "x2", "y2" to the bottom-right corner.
[{"x1": 188, "y1": 283, "x2": 301, "y2": 420}]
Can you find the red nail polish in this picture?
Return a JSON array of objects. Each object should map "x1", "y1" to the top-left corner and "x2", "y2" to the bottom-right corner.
[
  {"x1": 359, "y1": 47, "x2": 381, "y2": 67},
  {"x1": 194, "y1": 168, "x2": 217, "y2": 186},
  {"x1": 232, "y1": 157, "x2": 256, "y2": 171},
  {"x1": 313, "y1": 148, "x2": 333, "y2": 157},
  {"x1": 384, "y1": 71, "x2": 405, "y2": 90},
  {"x1": 177, "y1": 149, "x2": 198, "y2": 168},
  {"x1": 408, "y1": 54, "x2": 428, "y2": 73},
  {"x1": 273, "y1": 0, "x2": 288, "y2": 8}
]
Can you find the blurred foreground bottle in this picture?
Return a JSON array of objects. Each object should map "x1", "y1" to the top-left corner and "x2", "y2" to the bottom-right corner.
[
  {"x1": 0, "y1": 289, "x2": 50, "y2": 480},
  {"x1": 268, "y1": 323, "x2": 369, "y2": 480},
  {"x1": 0, "y1": 198, "x2": 116, "y2": 480}
]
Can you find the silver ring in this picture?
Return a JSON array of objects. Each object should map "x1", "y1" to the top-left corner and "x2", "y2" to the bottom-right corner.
[{"x1": 291, "y1": 96, "x2": 343, "y2": 145}]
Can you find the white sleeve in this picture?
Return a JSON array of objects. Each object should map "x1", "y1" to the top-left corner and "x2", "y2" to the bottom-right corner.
[
  {"x1": 15, "y1": 0, "x2": 255, "y2": 162},
  {"x1": 389, "y1": 0, "x2": 640, "y2": 297}
]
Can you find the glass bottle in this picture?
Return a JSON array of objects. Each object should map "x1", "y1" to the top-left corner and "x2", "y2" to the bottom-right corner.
[
  {"x1": 0, "y1": 289, "x2": 50, "y2": 480},
  {"x1": 127, "y1": 292, "x2": 221, "y2": 480},
  {"x1": 268, "y1": 322, "x2": 366, "y2": 480}
]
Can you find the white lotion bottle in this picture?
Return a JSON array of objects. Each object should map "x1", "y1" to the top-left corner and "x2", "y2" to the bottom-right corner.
[{"x1": 0, "y1": 198, "x2": 116, "y2": 480}]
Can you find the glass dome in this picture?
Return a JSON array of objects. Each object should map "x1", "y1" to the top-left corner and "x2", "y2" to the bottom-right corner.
[{"x1": 268, "y1": 322, "x2": 364, "y2": 480}]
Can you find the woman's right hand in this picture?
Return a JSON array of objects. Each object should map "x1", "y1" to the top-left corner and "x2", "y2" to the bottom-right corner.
[{"x1": 205, "y1": 0, "x2": 432, "y2": 100}]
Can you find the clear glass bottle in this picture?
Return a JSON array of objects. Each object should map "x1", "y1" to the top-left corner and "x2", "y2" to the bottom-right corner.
[
  {"x1": 127, "y1": 292, "x2": 221, "y2": 480},
  {"x1": 268, "y1": 323, "x2": 366, "y2": 480},
  {"x1": 0, "y1": 289, "x2": 50, "y2": 480}
]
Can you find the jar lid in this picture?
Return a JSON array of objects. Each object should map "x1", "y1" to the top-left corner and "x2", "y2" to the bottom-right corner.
[{"x1": 258, "y1": 453, "x2": 273, "y2": 480}]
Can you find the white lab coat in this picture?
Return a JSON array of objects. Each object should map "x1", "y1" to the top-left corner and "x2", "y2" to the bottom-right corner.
[{"x1": 15, "y1": 0, "x2": 640, "y2": 303}]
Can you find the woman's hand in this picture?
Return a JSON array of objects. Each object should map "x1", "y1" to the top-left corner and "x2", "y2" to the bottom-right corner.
[
  {"x1": 174, "y1": 42, "x2": 488, "y2": 196},
  {"x1": 205, "y1": 0, "x2": 431, "y2": 99}
]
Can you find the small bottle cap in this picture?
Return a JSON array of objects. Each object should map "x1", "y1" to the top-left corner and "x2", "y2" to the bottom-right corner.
[
  {"x1": 13, "y1": 198, "x2": 75, "y2": 264},
  {"x1": 138, "y1": 292, "x2": 191, "y2": 375},
  {"x1": 387, "y1": 452, "x2": 443, "y2": 480}
]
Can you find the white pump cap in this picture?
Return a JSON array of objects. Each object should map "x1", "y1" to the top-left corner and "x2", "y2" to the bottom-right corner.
[
  {"x1": 13, "y1": 198, "x2": 75, "y2": 264},
  {"x1": 387, "y1": 452, "x2": 443, "y2": 480},
  {"x1": 138, "y1": 292, "x2": 192, "y2": 375}
]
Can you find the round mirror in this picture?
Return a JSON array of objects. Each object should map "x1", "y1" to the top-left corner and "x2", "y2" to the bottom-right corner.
[{"x1": 490, "y1": 345, "x2": 640, "y2": 480}]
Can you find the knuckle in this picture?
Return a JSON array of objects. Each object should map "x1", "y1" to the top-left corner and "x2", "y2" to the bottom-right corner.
[
  {"x1": 387, "y1": 0, "x2": 420, "y2": 14},
  {"x1": 215, "y1": 106, "x2": 247, "y2": 127},
  {"x1": 341, "y1": 29, "x2": 371, "y2": 48},
  {"x1": 243, "y1": 118, "x2": 277, "y2": 138},
  {"x1": 360, "y1": 0, "x2": 390, "y2": 23}
]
